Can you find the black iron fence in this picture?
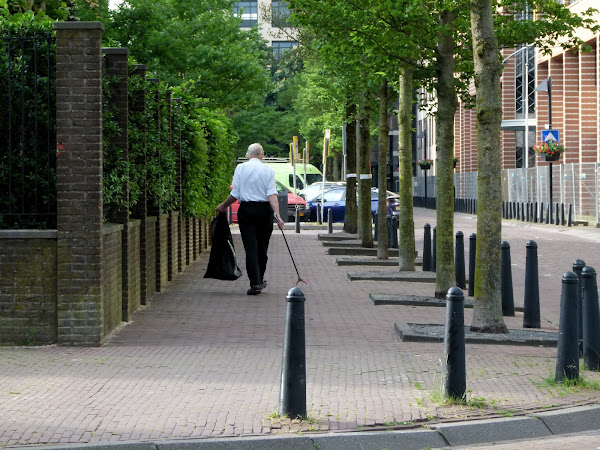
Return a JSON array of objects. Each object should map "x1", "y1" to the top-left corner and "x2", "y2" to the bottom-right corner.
[{"x1": 0, "y1": 31, "x2": 56, "y2": 229}]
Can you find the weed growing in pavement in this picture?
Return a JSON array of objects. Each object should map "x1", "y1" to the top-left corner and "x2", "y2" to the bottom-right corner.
[
  {"x1": 467, "y1": 396, "x2": 488, "y2": 409},
  {"x1": 534, "y1": 370, "x2": 600, "y2": 398},
  {"x1": 382, "y1": 420, "x2": 413, "y2": 427},
  {"x1": 413, "y1": 382, "x2": 423, "y2": 390},
  {"x1": 267, "y1": 410, "x2": 280, "y2": 419},
  {"x1": 497, "y1": 409, "x2": 519, "y2": 417}
]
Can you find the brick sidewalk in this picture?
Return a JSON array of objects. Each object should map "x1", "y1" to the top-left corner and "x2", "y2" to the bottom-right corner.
[{"x1": 1, "y1": 209, "x2": 600, "y2": 446}]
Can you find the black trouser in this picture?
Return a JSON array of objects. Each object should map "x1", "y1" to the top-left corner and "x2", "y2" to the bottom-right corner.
[{"x1": 238, "y1": 201, "x2": 273, "y2": 287}]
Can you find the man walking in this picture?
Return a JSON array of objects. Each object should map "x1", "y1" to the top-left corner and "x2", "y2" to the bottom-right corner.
[{"x1": 217, "y1": 143, "x2": 286, "y2": 295}]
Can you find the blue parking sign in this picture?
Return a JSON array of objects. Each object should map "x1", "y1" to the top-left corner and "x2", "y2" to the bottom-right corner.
[{"x1": 541, "y1": 129, "x2": 560, "y2": 143}]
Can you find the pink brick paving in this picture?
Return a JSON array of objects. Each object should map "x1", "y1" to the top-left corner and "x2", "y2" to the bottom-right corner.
[{"x1": 0, "y1": 208, "x2": 599, "y2": 446}]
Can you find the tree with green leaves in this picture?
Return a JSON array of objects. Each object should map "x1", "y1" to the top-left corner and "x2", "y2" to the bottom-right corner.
[
  {"x1": 105, "y1": 0, "x2": 271, "y2": 112},
  {"x1": 469, "y1": 0, "x2": 599, "y2": 331}
]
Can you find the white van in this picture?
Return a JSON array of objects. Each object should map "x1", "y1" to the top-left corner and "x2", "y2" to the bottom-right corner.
[{"x1": 263, "y1": 160, "x2": 323, "y2": 193}]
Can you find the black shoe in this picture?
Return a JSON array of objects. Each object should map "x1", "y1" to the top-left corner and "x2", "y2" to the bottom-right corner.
[
  {"x1": 247, "y1": 285, "x2": 262, "y2": 295},
  {"x1": 260, "y1": 279, "x2": 267, "y2": 290}
]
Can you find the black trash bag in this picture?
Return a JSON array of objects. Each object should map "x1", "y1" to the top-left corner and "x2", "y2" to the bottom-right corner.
[{"x1": 204, "y1": 212, "x2": 243, "y2": 281}]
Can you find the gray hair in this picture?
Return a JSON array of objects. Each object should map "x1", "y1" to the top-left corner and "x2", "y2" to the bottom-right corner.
[{"x1": 246, "y1": 143, "x2": 264, "y2": 159}]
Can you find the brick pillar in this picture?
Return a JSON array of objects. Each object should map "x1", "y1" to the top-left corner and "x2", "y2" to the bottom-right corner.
[
  {"x1": 103, "y1": 47, "x2": 135, "y2": 321},
  {"x1": 130, "y1": 64, "x2": 151, "y2": 305},
  {"x1": 55, "y1": 22, "x2": 105, "y2": 346},
  {"x1": 165, "y1": 90, "x2": 175, "y2": 281},
  {"x1": 173, "y1": 98, "x2": 183, "y2": 272}
]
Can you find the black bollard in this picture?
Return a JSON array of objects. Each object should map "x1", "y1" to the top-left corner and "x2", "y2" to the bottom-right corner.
[
  {"x1": 534, "y1": 202, "x2": 538, "y2": 223},
  {"x1": 516, "y1": 202, "x2": 520, "y2": 221},
  {"x1": 468, "y1": 233, "x2": 476, "y2": 297},
  {"x1": 443, "y1": 287, "x2": 466, "y2": 401},
  {"x1": 501, "y1": 241, "x2": 515, "y2": 316},
  {"x1": 509, "y1": 202, "x2": 513, "y2": 219},
  {"x1": 423, "y1": 223, "x2": 432, "y2": 271},
  {"x1": 523, "y1": 240, "x2": 541, "y2": 328},
  {"x1": 228, "y1": 205, "x2": 233, "y2": 224},
  {"x1": 582, "y1": 266, "x2": 600, "y2": 371},
  {"x1": 568, "y1": 204, "x2": 573, "y2": 227},
  {"x1": 521, "y1": 203, "x2": 525, "y2": 221},
  {"x1": 555, "y1": 203, "x2": 560, "y2": 225},
  {"x1": 526, "y1": 202, "x2": 530, "y2": 222},
  {"x1": 295, "y1": 209, "x2": 301, "y2": 234},
  {"x1": 540, "y1": 202, "x2": 544, "y2": 223},
  {"x1": 373, "y1": 212, "x2": 378, "y2": 241},
  {"x1": 317, "y1": 203, "x2": 322, "y2": 225},
  {"x1": 502, "y1": 201, "x2": 506, "y2": 219},
  {"x1": 327, "y1": 208, "x2": 333, "y2": 234},
  {"x1": 545, "y1": 203, "x2": 550, "y2": 224},
  {"x1": 433, "y1": 226, "x2": 437, "y2": 272},
  {"x1": 573, "y1": 259, "x2": 585, "y2": 356},
  {"x1": 561, "y1": 203, "x2": 565, "y2": 226},
  {"x1": 389, "y1": 216, "x2": 399, "y2": 249},
  {"x1": 279, "y1": 287, "x2": 307, "y2": 418},
  {"x1": 556, "y1": 272, "x2": 580, "y2": 383},
  {"x1": 455, "y1": 231, "x2": 466, "y2": 289}
]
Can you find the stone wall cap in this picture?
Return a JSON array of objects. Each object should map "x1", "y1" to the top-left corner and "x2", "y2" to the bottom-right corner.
[
  {"x1": 102, "y1": 48, "x2": 130, "y2": 55},
  {"x1": 55, "y1": 21, "x2": 105, "y2": 31},
  {"x1": 0, "y1": 229, "x2": 57, "y2": 239},
  {"x1": 102, "y1": 223, "x2": 124, "y2": 235}
]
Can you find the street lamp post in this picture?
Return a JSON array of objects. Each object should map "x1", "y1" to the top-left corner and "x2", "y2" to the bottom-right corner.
[{"x1": 535, "y1": 77, "x2": 553, "y2": 220}]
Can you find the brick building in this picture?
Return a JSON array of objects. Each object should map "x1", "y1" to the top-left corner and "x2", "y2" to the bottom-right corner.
[
  {"x1": 411, "y1": 1, "x2": 600, "y2": 221},
  {"x1": 453, "y1": 0, "x2": 600, "y2": 172}
]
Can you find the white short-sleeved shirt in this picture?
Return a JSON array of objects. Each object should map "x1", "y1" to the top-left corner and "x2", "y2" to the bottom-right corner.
[{"x1": 230, "y1": 158, "x2": 277, "y2": 202}]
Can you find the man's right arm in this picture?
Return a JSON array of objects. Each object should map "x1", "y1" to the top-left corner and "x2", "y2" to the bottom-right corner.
[{"x1": 217, "y1": 195, "x2": 237, "y2": 213}]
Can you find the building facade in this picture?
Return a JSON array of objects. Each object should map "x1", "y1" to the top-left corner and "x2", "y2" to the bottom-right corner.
[
  {"x1": 412, "y1": 1, "x2": 600, "y2": 221},
  {"x1": 234, "y1": 0, "x2": 297, "y2": 58}
]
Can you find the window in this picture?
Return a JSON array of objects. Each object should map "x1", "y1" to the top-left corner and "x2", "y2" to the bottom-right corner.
[
  {"x1": 288, "y1": 174, "x2": 304, "y2": 190},
  {"x1": 272, "y1": 0, "x2": 291, "y2": 27},
  {"x1": 234, "y1": 1, "x2": 258, "y2": 27},
  {"x1": 272, "y1": 41, "x2": 297, "y2": 60},
  {"x1": 515, "y1": 45, "x2": 536, "y2": 120},
  {"x1": 515, "y1": 130, "x2": 536, "y2": 168}
]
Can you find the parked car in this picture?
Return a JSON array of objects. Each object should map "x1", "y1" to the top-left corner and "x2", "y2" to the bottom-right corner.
[
  {"x1": 229, "y1": 180, "x2": 311, "y2": 223},
  {"x1": 306, "y1": 186, "x2": 400, "y2": 222},
  {"x1": 299, "y1": 181, "x2": 347, "y2": 202}
]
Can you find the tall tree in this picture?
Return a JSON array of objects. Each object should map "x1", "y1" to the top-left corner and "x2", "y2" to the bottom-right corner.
[
  {"x1": 469, "y1": 0, "x2": 506, "y2": 332},
  {"x1": 434, "y1": 3, "x2": 459, "y2": 297},
  {"x1": 107, "y1": 0, "x2": 271, "y2": 111},
  {"x1": 377, "y1": 79, "x2": 390, "y2": 258},
  {"x1": 357, "y1": 97, "x2": 373, "y2": 246},
  {"x1": 397, "y1": 66, "x2": 416, "y2": 270}
]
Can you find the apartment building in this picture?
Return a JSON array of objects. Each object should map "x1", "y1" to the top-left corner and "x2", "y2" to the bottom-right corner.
[{"x1": 233, "y1": 0, "x2": 297, "y2": 58}]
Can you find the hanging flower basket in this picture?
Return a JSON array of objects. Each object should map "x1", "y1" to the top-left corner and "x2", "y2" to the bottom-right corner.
[
  {"x1": 417, "y1": 159, "x2": 433, "y2": 170},
  {"x1": 533, "y1": 141, "x2": 565, "y2": 162},
  {"x1": 544, "y1": 152, "x2": 560, "y2": 162}
]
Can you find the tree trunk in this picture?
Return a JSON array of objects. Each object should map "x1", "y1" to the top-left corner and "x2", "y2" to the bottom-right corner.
[
  {"x1": 332, "y1": 153, "x2": 340, "y2": 181},
  {"x1": 398, "y1": 67, "x2": 415, "y2": 271},
  {"x1": 344, "y1": 103, "x2": 358, "y2": 234},
  {"x1": 434, "y1": 8, "x2": 458, "y2": 298},
  {"x1": 470, "y1": 0, "x2": 507, "y2": 333},
  {"x1": 357, "y1": 99, "x2": 373, "y2": 248},
  {"x1": 377, "y1": 79, "x2": 389, "y2": 259}
]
